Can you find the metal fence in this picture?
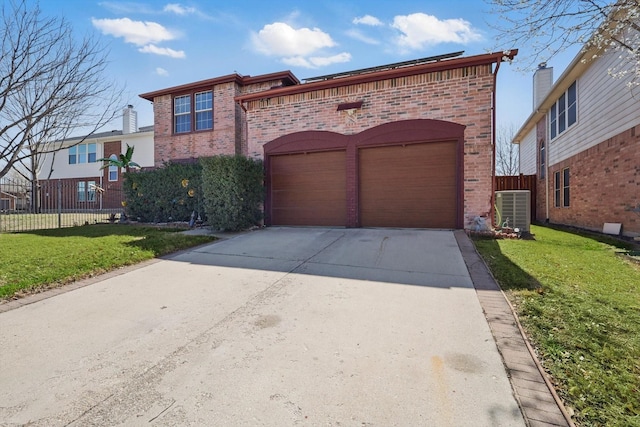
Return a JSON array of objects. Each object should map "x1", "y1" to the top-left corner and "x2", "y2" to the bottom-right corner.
[{"x1": 1, "y1": 177, "x2": 125, "y2": 233}]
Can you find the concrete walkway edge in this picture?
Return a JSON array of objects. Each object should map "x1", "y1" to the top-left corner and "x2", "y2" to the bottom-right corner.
[{"x1": 454, "y1": 230, "x2": 575, "y2": 427}]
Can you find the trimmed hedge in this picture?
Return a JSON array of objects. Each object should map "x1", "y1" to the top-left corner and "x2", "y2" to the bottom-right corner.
[
  {"x1": 201, "y1": 155, "x2": 264, "y2": 231},
  {"x1": 123, "y1": 162, "x2": 204, "y2": 223}
]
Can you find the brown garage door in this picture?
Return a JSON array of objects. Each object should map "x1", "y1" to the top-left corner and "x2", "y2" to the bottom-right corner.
[
  {"x1": 270, "y1": 150, "x2": 346, "y2": 226},
  {"x1": 359, "y1": 141, "x2": 457, "y2": 228}
]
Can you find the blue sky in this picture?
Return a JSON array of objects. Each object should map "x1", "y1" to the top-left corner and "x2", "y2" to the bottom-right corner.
[{"x1": 39, "y1": 0, "x2": 580, "y2": 132}]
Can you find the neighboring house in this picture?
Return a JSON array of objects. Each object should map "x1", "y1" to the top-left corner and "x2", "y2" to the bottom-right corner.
[
  {"x1": 0, "y1": 177, "x2": 30, "y2": 211},
  {"x1": 38, "y1": 106, "x2": 154, "y2": 210},
  {"x1": 513, "y1": 41, "x2": 640, "y2": 237},
  {"x1": 140, "y1": 51, "x2": 517, "y2": 229}
]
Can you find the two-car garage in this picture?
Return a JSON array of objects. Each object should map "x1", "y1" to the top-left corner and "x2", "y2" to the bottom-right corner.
[{"x1": 265, "y1": 120, "x2": 464, "y2": 229}]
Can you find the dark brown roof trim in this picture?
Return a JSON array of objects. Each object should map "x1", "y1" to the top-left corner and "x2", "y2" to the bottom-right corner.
[
  {"x1": 139, "y1": 70, "x2": 300, "y2": 101},
  {"x1": 236, "y1": 50, "x2": 517, "y2": 104}
]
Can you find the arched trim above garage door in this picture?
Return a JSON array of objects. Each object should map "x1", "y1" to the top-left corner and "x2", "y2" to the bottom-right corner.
[{"x1": 264, "y1": 119, "x2": 466, "y2": 228}]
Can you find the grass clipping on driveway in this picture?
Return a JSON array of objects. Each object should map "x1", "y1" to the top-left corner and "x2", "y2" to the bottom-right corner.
[
  {"x1": 0, "y1": 225, "x2": 216, "y2": 301},
  {"x1": 473, "y1": 225, "x2": 640, "y2": 427}
]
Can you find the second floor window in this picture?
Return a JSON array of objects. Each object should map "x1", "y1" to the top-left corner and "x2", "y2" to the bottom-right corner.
[
  {"x1": 549, "y1": 81, "x2": 577, "y2": 140},
  {"x1": 69, "y1": 143, "x2": 97, "y2": 164},
  {"x1": 174, "y1": 90, "x2": 213, "y2": 134},
  {"x1": 174, "y1": 95, "x2": 191, "y2": 133},
  {"x1": 195, "y1": 91, "x2": 213, "y2": 130}
]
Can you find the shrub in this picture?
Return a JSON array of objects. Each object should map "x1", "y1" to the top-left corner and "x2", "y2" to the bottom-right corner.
[
  {"x1": 201, "y1": 155, "x2": 264, "y2": 231},
  {"x1": 124, "y1": 162, "x2": 204, "y2": 223}
]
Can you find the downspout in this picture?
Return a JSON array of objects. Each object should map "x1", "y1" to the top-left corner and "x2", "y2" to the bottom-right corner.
[{"x1": 491, "y1": 60, "x2": 501, "y2": 228}]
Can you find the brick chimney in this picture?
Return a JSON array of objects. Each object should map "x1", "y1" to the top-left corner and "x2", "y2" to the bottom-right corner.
[
  {"x1": 122, "y1": 105, "x2": 137, "y2": 134},
  {"x1": 533, "y1": 63, "x2": 553, "y2": 110}
]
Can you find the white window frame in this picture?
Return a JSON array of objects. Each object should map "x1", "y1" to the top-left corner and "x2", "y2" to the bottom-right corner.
[
  {"x1": 108, "y1": 154, "x2": 118, "y2": 182},
  {"x1": 77, "y1": 181, "x2": 86, "y2": 202},
  {"x1": 549, "y1": 81, "x2": 577, "y2": 141},
  {"x1": 68, "y1": 143, "x2": 97, "y2": 165},
  {"x1": 174, "y1": 95, "x2": 192, "y2": 133},
  {"x1": 195, "y1": 90, "x2": 213, "y2": 131}
]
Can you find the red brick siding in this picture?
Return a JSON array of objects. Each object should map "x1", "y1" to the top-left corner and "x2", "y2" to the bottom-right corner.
[
  {"x1": 153, "y1": 83, "x2": 238, "y2": 165},
  {"x1": 245, "y1": 65, "x2": 496, "y2": 228},
  {"x1": 152, "y1": 79, "x2": 290, "y2": 165},
  {"x1": 39, "y1": 177, "x2": 120, "y2": 211},
  {"x1": 102, "y1": 140, "x2": 125, "y2": 209},
  {"x1": 547, "y1": 125, "x2": 640, "y2": 236}
]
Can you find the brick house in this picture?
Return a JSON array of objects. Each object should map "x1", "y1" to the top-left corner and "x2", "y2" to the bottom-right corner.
[
  {"x1": 140, "y1": 51, "x2": 517, "y2": 229},
  {"x1": 513, "y1": 43, "x2": 640, "y2": 237},
  {"x1": 139, "y1": 72, "x2": 299, "y2": 164}
]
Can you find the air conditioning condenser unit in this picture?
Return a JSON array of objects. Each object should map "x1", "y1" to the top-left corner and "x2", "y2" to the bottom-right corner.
[{"x1": 495, "y1": 190, "x2": 531, "y2": 232}]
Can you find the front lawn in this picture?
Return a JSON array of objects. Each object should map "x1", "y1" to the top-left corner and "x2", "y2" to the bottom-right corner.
[
  {"x1": 473, "y1": 225, "x2": 640, "y2": 427},
  {"x1": 0, "y1": 225, "x2": 216, "y2": 300}
]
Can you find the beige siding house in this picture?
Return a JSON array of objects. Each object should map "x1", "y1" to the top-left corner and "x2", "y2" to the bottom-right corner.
[{"x1": 514, "y1": 41, "x2": 640, "y2": 237}]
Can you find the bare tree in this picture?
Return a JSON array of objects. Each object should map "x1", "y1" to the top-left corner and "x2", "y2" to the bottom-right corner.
[
  {"x1": 496, "y1": 123, "x2": 519, "y2": 176},
  {"x1": 0, "y1": 0, "x2": 123, "y2": 187},
  {"x1": 488, "y1": 0, "x2": 640, "y2": 83}
]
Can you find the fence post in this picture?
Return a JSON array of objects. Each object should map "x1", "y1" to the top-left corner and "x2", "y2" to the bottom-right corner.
[{"x1": 57, "y1": 180, "x2": 62, "y2": 229}]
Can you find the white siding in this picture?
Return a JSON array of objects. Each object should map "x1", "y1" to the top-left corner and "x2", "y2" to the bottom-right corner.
[
  {"x1": 120, "y1": 132, "x2": 154, "y2": 168},
  {"x1": 549, "y1": 49, "x2": 640, "y2": 166},
  {"x1": 37, "y1": 130, "x2": 154, "y2": 180},
  {"x1": 39, "y1": 144, "x2": 102, "y2": 180},
  {"x1": 518, "y1": 129, "x2": 537, "y2": 175}
]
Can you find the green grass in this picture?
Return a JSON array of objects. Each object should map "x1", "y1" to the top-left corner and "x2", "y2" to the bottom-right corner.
[
  {"x1": 0, "y1": 224, "x2": 216, "y2": 300},
  {"x1": 473, "y1": 225, "x2": 640, "y2": 427},
  {"x1": 0, "y1": 212, "x2": 120, "y2": 232}
]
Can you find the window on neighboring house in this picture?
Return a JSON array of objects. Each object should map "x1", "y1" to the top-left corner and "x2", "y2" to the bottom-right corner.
[
  {"x1": 69, "y1": 146, "x2": 77, "y2": 164},
  {"x1": 539, "y1": 140, "x2": 546, "y2": 179},
  {"x1": 88, "y1": 181, "x2": 97, "y2": 202},
  {"x1": 554, "y1": 171, "x2": 561, "y2": 207},
  {"x1": 77, "y1": 181, "x2": 86, "y2": 202},
  {"x1": 174, "y1": 95, "x2": 192, "y2": 133},
  {"x1": 549, "y1": 81, "x2": 577, "y2": 140},
  {"x1": 88, "y1": 143, "x2": 97, "y2": 163},
  {"x1": 195, "y1": 91, "x2": 213, "y2": 130},
  {"x1": 68, "y1": 142, "x2": 97, "y2": 164},
  {"x1": 77, "y1": 181, "x2": 97, "y2": 203},
  {"x1": 108, "y1": 154, "x2": 118, "y2": 181},
  {"x1": 563, "y1": 168, "x2": 570, "y2": 207}
]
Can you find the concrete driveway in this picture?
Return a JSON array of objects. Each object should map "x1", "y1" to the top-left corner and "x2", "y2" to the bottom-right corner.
[{"x1": 0, "y1": 228, "x2": 525, "y2": 426}]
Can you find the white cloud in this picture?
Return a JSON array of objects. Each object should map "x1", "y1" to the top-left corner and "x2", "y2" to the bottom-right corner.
[
  {"x1": 353, "y1": 15, "x2": 383, "y2": 26},
  {"x1": 156, "y1": 67, "x2": 169, "y2": 76},
  {"x1": 163, "y1": 3, "x2": 196, "y2": 15},
  {"x1": 139, "y1": 44, "x2": 185, "y2": 58},
  {"x1": 391, "y1": 13, "x2": 482, "y2": 50},
  {"x1": 308, "y1": 52, "x2": 352, "y2": 67},
  {"x1": 91, "y1": 17, "x2": 178, "y2": 46},
  {"x1": 346, "y1": 29, "x2": 380, "y2": 45},
  {"x1": 282, "y1": 52, "x2": 351, "y2": 69},
  {"x1": 251, "y1": 22, "x2": 336, "y2": 57},
  {"x1": 281, "y1": 56, "x2": 312, "y2": 68},
  {"x1": 98, "y1": 2, "x2": 157, "y2": 14}
]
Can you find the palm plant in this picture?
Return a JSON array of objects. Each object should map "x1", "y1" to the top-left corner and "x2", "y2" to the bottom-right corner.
[{"x1": 97, "y1": 144, "x2": 140, "y2": 171}]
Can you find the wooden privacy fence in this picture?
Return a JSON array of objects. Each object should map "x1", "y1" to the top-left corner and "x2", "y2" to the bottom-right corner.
[{"x1": 495, "y1": 174, "x2": 537, "y2": 221}]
